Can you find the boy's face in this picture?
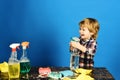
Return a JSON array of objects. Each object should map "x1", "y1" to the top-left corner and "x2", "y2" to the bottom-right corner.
[{"x1": 79, "y1": 26, "x2": 92, "y2": 40}]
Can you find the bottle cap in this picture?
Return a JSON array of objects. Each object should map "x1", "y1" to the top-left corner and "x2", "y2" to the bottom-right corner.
[
  {"x1": 71, "y1": 37, "x2": 80, "y2": 42},
  {"x1": 21, "y1": 41, "x2": 29, "y2": 49},
  {"x1": 9, "y1": 43, "x2": 20, "y2": 52}
]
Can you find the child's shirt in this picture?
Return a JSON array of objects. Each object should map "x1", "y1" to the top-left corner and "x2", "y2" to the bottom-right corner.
[{"x1": 78, "y1": 37, "x2": 97, "y2": 69}]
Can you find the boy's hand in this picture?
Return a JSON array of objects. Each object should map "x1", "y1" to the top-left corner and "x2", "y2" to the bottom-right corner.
[
  {"x1": 70, "y1": 41, "x2": 80, "y2": 49},
  {"x1": 69, "y1": 45, "x2": 74, "y2": 51},
  {"x1": 70, "y1": 41, "x2": 86, "y2": 52}
]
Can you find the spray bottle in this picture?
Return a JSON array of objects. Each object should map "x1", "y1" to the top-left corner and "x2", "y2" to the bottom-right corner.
[
  {"x1": 8, "y1": 43, "x2": 20, "y2": 79},
  {"x1": 70, "y1": 37, "x2": 80, "y2": 70},
  {"x1": 20, "y1": 41, "x2": 31, "y2": 78}
]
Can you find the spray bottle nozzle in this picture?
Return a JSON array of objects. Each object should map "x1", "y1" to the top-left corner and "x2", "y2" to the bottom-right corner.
[
  {"x1": 9, "y1": 43, "x2": 20, "y2": 52},
  {"x1": 21, "y1": 41, "x2": 29, "y2": 49}
]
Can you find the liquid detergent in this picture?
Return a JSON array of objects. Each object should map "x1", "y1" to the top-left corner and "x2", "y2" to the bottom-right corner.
[
  {"x1": 8, "y1": 63, "x2": 20, "y2": 78},
  {"x1": 8, "y1": 43, "x2": 20, "y2": 79},
  {"x1": 20, "y1": 61, "x2": 30, "y2": 74},
  {"x1": 20, "y1": 41, "x2": 31, "y2": 76},
  {"x1": 70, "y1": 37, "x2": 80, "y2": 70}
]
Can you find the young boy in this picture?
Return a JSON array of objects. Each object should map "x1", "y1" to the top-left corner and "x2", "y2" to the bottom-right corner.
[{"x1": 70, "y1": 18, "x2": 100, "y2": 69}]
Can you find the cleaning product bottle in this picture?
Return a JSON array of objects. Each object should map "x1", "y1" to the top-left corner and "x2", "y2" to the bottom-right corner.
[
  {"x1": 70, "y1": 37, "x2": 80, "y2": 70},
  {"x1": 8, "y1": 43, "x2": 20, "y2": 79},
  {"x1": 20, "y1": 41, "x2": 31, "y2": 78}
]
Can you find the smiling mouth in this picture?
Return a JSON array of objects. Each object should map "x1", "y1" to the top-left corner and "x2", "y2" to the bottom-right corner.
[{"x1": 81, "y1": 34, "x2": 84, "y2": 36}]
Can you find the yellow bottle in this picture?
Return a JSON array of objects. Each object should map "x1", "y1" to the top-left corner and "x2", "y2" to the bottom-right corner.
[
  {"x1": 8, "y1": 63, "x2": 20, "y2": 78},
  {"x1": 8, "y1": 43, "x2": 20, "y2": 79}
]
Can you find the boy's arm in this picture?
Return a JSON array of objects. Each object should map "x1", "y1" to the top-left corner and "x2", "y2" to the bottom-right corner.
[
  {"x1": 70, "y1": 41, "x2": 97, "y2": 55},
  {"x1": 70, "y1": 41, "x2": 86, "y2": 52}
]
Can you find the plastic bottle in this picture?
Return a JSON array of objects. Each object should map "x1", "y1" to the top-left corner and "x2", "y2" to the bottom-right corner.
[
  {"x1": 70, "y1": 37, "x2": 80, "y2": 70},
  {"x1": 8, "y1": 43, "x2": 20, "y2": 79},
  {"x1": 20, "y1": 41, "x2": 31, "y2": 78}
]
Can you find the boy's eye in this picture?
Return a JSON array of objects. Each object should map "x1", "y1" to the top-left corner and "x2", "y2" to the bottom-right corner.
[
  {"x1": 80, "y1": 28, "x2": 85, "y2": 31},
  {"x1": 83, "y1": 29, "x2": 85, "y2": 31}
]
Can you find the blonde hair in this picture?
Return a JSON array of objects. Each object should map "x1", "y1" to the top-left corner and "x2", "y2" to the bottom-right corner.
[{"x1": 79, "y1": 18, "x2": 100, "y2": 39}]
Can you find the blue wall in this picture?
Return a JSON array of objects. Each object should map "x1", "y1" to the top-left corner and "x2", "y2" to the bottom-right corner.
[{"x1": 0, "y1": 0, "x2": 119, "y2": 79}]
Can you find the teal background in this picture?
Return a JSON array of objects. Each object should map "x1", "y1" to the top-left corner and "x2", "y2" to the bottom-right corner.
[{"x1": 0, "y1": 0, "x2": 119, "y2": 79}]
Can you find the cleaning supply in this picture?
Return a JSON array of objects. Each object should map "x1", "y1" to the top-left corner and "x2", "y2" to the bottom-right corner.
[
  {"x1": 73, "y1": 68, "x2": 94, "y2": 80},
  {"x1": 75, "y1": 68, "x2": 92, "y2": 74},
  {"x1": 20, "y1": 41, "x2": 31, "y2": 78},
  {"x1": 59, "y1": 70, "x2": 74, "y2": 77},
  {"x1": 0, "y1": 62, "x2": 8, "y2": 72},
  {"x1": 70, "y1": 37, "x2": 80, "y2": 70},
  {"x1": 63, "y1": 68, "x2": 94, "y2": 80},
  {"x1": 8, "y1": 43, "x2": 20, "y2": 79},
  {"x1": 48, "y1": 72, "x2": 62, "y2": 79},
  {"x1": 0, "y1": 62, "x2": 9, "y2": 79},
  {"x1": 38, "y1": 67, "x2": 51, "y2": 78}
]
